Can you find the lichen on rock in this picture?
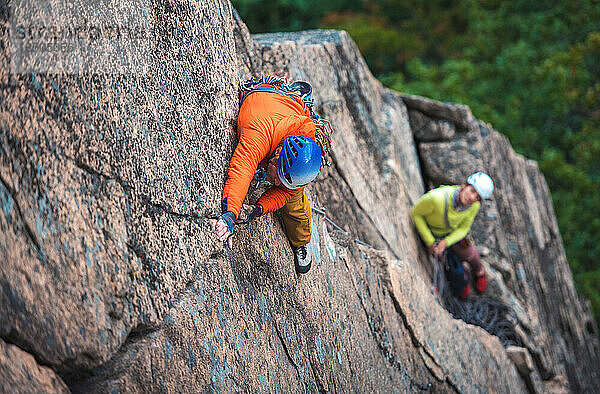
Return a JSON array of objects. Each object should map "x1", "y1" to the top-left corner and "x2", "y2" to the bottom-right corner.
[{"x1": 0, "y1": 1, "x2": 598, "y2": 393}]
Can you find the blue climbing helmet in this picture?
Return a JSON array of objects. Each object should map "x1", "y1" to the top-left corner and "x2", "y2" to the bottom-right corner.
[{"x1": 277, "y1": 135, "x2": 322, "y2": 189}]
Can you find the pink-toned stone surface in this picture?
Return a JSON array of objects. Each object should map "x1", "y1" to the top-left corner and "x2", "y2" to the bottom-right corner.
[
  {"x1": 0, "y1": 339, "x2": 69, "y2": 393},
  {"x1": 0, "y1": 1, "x2": 596, "y2": 393},
  {"x1": 1, "y1": 0, "x2": 237, "y2": 382}
]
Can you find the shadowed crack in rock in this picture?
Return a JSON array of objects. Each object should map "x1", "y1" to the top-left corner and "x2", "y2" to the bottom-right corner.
[
  {"x1": 62, "y1": 322, "x2": 162, "y2": 391},
  {"x1": 328, "y1": 158, "x2": 400, "y2": 260},
  {"x1": 126, "y1": 240, "x2": 162, "y2": 292},
  {"x1": 0, "y1": 175, "x2": 43, "y2": 254},
  {"x1": 61, "y1": 252, "x2": 215, "y2": 389},
  {"x1": 139, "y1": 193, "x2": 206, "y2": 222},
  {"x1": 308, "y1": 358, "x2": 327, "y2": 394},
  {"x1": 62, "y1": 266, "x2": 214, "y2": 389},
  {"x1": 0, "y1": 174, "x2": 66, "y2": 286},
  {"x1": 2, "y1": 326, "x2": 107, "y2": 392},
  {"x1": 0, "y1": 332, "x2": 56, "y2": 371},
  {"x1": 273, "y1": 321, "x2": 304, "y2": 385},
  {"x1": 343, "y1": 246, "x2": 439, "y2": 392},
  {"x1": 4, "y1": 117, "x2": 209, "y2": 224},
  {"x1": 67, "y1": 156, "x2": 131, "y2": 188},
  {"x1": 119, "y1": 324, "x2": 162, "y2": 349},
  {"x1": 69, "y1": 153, "x2": 208, "y2": 222},
  {"x1": 232, "y1": 9, "x2": 260, "y2": 76},
  {"x1": 385, "y1": 260, "x2": 462, "y2": 394}
]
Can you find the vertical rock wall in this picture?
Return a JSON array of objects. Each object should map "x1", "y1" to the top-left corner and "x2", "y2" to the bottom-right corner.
[
  {"x1": 1, "y1": 0, "x2": 239, "y2": 385},
  {"x1": 0, "y1": 1, "x2": 597, "y2": 393}
]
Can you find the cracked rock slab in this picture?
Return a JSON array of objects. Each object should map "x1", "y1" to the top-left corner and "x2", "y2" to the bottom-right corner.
[
  {"x1": 408, "y1": 110, "x2": 456, "y2": 142},
  {"x1": 1, "y1": 0, "x2": 598, "y2": 392},
  {"x1": 0, "y1": 339, "x2": 69, "y2": 393},
  {"x1": 1, "y1": 0, "x2": 239, "y2": 379},
  {"x1": 64, "y1": 216, "x2": 450, "y2": 392}
]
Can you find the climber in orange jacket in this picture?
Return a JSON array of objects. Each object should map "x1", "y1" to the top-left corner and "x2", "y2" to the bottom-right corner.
[{"x1": 215, "y1": 83, "x2": 323, "y2": 273}]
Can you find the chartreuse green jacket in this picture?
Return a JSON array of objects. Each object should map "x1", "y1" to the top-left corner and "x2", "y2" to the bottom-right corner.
[{"x1": 410, "y1": 185, "x2": 480, "y2": 247}]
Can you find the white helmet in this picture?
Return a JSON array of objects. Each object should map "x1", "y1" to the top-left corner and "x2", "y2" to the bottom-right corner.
[{"x1": 467, "y1": 172, "x2": 494, "y2": 200}]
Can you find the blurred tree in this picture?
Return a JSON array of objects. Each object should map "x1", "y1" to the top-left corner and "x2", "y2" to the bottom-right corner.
[
  {"x1": 577, "y1": 270, "x2": 600, "y2": 325},
  {"x1": 321, "y1": 12, "x2": 418, "y2": 75},
  {"x1": 232, "y1": 0, "x2": 362, "y2": 33}
]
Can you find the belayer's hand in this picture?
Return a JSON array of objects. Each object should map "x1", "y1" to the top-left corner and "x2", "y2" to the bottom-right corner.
[
  {"x1": 428, "y1": 243, "x2": 437, "y2": 256},
  {"x1": 215, "y1": 212, "x2": 236, "y2": 247},
  {"x1": 431, "y1": 240, "x2": 447, "y2": 258}
]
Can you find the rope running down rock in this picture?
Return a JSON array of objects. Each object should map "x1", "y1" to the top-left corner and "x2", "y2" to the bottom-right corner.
[{"x1": 312, "y1": 206, "x2": 374, "y2": 249}]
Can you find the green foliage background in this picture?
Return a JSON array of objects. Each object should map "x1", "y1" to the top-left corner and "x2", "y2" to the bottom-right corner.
[{"x1": 233, "y1": 0, "x2": 600, "y2": 323}]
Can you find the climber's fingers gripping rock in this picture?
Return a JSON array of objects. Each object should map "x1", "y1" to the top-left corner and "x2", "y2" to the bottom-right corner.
[{"x1": 215, "y1": 212, "x2": 236, "y2": 247}]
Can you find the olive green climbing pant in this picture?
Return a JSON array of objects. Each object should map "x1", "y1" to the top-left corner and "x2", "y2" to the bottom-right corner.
[{"x1": 281, "y1": 187, "x2": 312, "y2": 248}]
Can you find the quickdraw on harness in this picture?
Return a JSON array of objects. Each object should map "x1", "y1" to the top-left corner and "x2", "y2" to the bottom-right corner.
[
  {"x1": 239, "y1": 75, "x2": 334, "y2": 166},
  {"x1": 252, "y1": 167, "x2": 267, "y2": 189}
]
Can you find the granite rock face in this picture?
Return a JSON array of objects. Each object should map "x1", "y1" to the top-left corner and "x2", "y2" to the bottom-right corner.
[
  {"x1": 1, "y1": 0, "x2": 238, "y2": 379},
  {"x1": 0, "y1": 1, "x2": 597, "y2": 393},
  {"x1": 0, "y1": 339, "x2": 69, "y2": 393}
]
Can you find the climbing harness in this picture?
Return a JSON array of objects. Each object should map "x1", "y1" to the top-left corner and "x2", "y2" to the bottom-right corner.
[{"x1": 239, "y1": 75, "x2": 334, "y2": 166}]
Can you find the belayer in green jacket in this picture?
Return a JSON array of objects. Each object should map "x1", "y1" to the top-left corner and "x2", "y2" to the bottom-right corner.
[{"x1": 411, "y1": 172, "x2": 494, "y2": 299}]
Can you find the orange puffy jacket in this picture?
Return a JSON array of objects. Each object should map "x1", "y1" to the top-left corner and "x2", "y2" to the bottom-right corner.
[{"x1": 222, "y1": 88, "x2": 317, "y2": 218}]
